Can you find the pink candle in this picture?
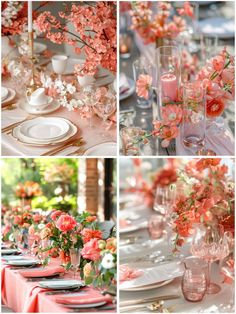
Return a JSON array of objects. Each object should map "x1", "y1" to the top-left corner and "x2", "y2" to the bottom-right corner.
[{"x1": 161, "y1": 73, "x2": 178, "y2": 102}]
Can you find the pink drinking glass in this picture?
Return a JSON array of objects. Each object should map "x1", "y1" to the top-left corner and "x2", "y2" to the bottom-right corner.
[
  {"x1": 148, "y1": 215, "x2": 165, "y2": 240},
  {"x1": 191, "y1": 223, "x2": 230, "y2": 294},
  {"x1": 181, "y1": 256, "x2": 207, "y2": 302}
]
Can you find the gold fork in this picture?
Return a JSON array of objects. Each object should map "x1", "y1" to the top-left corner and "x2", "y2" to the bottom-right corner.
[{"x1": 2, "y1": 116, "x2": 33, "y2": 134}]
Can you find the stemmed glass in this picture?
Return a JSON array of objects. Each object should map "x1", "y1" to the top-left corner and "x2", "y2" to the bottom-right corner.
[
  {"x1": 70, "y1": 248, "x2": 82, "y2": 279},
  {"x1": 51, "y1": 55, "x2": 68, "y2": 80},
  {"x1": 95, "y1": 100, "x2": 116, "y2": 138},
  {"x1": 191, "y1": 224, "x2": 230, "y2": 294}
]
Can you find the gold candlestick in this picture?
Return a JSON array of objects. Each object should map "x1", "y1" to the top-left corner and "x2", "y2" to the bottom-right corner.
[{"x1": 27, "y1": 31, "x2": 39, "y2": 95}]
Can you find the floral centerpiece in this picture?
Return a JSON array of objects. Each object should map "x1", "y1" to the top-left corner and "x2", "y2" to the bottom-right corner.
[
  {"x1": 15, "y1": 181, "x2": 42, "y2": 200},
  {"x1": 130, "y1": 1, "x2": 193, "y2": 47},
  {"x1": 172, "y1": 158, "x2": 235, "y2": 251},
  {"x1": 35, "y1": 1, "x2": 117, "y2": 76},
  {"x1": 39, "y1": 210, "x2": 117, "y2": 288}
]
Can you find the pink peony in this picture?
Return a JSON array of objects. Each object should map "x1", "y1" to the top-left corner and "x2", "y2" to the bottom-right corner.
[
  {"x1": 51, "y1": 210, "x2": 63, "y2": 221},
  {"x1": 56, "y1": 214, "x2": 77, "y2": 232},
  {"x1": 136, "y1": 74, "x2": 152, "y2": 99},
  {"x1": 81, "y1": 238, "x2": 101, "y2": 261}
]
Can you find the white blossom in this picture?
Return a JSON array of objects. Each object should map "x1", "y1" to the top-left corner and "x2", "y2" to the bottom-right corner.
[{"x1": 101, "y1": 253, "x2": 115, "y2": 269}]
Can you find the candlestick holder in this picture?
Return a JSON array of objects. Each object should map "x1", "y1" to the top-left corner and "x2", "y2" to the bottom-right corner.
[
  {"x1": 26, "y1": 31, "x2": 39, "y2": 96},
  {"x1": 156, "y1": 46, "x2": 181, "y2": 118}
]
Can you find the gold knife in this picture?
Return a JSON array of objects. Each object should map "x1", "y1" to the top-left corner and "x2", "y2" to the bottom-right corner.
[{"x1": 120, "y1": 295, "x2": 180, "y2": 307}]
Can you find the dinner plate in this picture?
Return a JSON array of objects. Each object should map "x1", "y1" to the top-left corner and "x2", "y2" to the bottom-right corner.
[
  {"x1": 19, "y1": 100, "x2": 60, "y2": 115},
  {"x1": 34, "y1": 42, "x2": 47, "y2": 54},
  {"x1": 199, "y1": 17, "x2": 234, "y2": 38},
  {"x1": 119, "y1": 261, "x2": 183, "y2": 290},
  {"x1": 19, "y1": 117, "x2": 70, "y2": 141},
  {"x1": 63, "y1": 302, "x2": 107, "y2": 309},
  {"x1": 39, "y1": 279, "x2": 83, "y2": 290},
  {"x1": 1, "y1": 87, "x2": 16, "y2": 105},
  {"x1": 1, "y1": 249, "x2": 20, "y2": 255},
  {"x1": 1, "y1": 255, "x2": 23, "y2": 260},
  {"x1": 12, "y1": 119, "x2": 78, "y2": 146},
  {"x1": 6, "y1": 259, "x2": 40, "y2": 266},
  {"x1": 120, "y1": 78, "x2": 135, "y2": 101},
  {"x1": 1, "y1": 86, "x2": 9, "y2": 100},
  {"x1": 119, "y1": 221, "x2": 148, "y2": 234},
  {"x1": 83, "y1": 142, "x2": 117, "y2": 156},
  {"x1": 120, "y1": 279, "x2": 173, "y2": 291}
]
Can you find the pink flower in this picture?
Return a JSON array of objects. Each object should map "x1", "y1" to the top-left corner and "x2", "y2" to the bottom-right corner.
[
  {"x1": 51, "y1": 210, "x2": 63, "y2": 221},
  {"x1": 177, "y1": 2, "x2": 194, "y2": 18},
  {"x1": 161, "y1": 105, "x2": 183, "y2": 126},
  {"x1": 136, "y1": 74, "x2": 152, "y2": 99},
  {"x1": 81, "y1": 228, "x2": 103, "y2": 243},
  {"x1": 56, "y1": 214, "x2": 77, "y2": 232},
  {"x1": 160, "y1": 125, "x2": 179, "y2": 147},
  {"x1": 206, "y1": 97, "x2": 225, "y2": 118},
  {"x1": 212, "y1": 55, "x2": 225, "y2": 72},
  {"x1": 81, "y1": 238, "x2": 101, "y2": 261}
]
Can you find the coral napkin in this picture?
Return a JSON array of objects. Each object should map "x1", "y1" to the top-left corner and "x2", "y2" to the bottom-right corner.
[
  {"x1": 19, "y1": 266, "x2": 65, "y2": 278},
  {"x1": 56, "y1": 288, "x2": 112, "y2": 305},
  {"x1": 119, "y1": 219, "x2": 131, "y2": 228},
  {"x1": 119, "y1": 265, "x2": 143, "y2": 282}
]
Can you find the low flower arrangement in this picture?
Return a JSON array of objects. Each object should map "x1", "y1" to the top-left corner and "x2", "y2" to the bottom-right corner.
[
  {"x1": 15, "y1": 181, "x2": 42, "y2": 200},
  {"x1": 135, "y1": 48, "x2": 235, "y2": 148},
  {"x1": 172, "y1": 158, "x2": 235, "y2": 251}
]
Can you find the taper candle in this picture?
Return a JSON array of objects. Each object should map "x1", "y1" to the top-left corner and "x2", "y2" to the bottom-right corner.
[{"x1": 28, "y1": 1, "x2": 33, "y2": 32}]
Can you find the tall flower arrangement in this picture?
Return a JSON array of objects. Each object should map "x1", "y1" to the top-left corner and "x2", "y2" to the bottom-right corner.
[
  {"x1": 35, "y1": 2, "x2": 117, "y2": 76},
  {"x1": 15, "y1": 181, "x2": 42, "y2": 200}
]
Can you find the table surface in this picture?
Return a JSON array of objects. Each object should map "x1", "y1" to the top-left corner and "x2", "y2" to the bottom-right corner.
[
  {"x1": 119, "y1": 1, "x2": 235, "y2": 156},
  {"x1": 2, "y1": 257, "x2": 116, "y2": 313},
  {"x1": 1, "y1": 52, "x2": 117, "y2": 157},
  {"x1": 119, "y1": 194, "x2": 234, "y2": 313}
]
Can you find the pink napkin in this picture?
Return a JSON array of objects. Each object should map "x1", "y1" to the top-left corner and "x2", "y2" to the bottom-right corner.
[
  {"x1": 119, "y1": 219, "x2": 132, "y2": 228},
  {"x1": 19, "y1": 266, "x2": 65, "y2": 278},
  {"x1": 119, "y1": 265, "x2": 143, "y2": 282},
  {"x1": 55, "y1": 288, "x2": 112, "y2": 305}
]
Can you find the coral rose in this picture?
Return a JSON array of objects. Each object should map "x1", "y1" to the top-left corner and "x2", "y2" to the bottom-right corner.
[
  {"x1": 136, "y1": 74, "x2": 152, "y2": 99},
  {"x1": 51, "y1": 210, "x2": 63, "y2": 221},
  {"x1": 81, "y1": 228, "x2": 103, "y2": 243},
  {"x1": 56, "y1": 214, "x2": 77, "y2": 232},
  {"x1": 81, "y1": 239, "x2": 101, "y2": 261}
]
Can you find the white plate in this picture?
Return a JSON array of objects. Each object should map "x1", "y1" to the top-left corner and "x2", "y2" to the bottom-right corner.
[
  {"x1": 34, "y1": 42, "x2": 47, "y2": 54},
  {"x1": 1, "y1": 87, "x2": 16, "y2": 105},
  {"x1": 19, "y1": 117, "x2": 70, "y2": 141},
  {"x1": 47, "y1": 57, "x2": 85, "y2": 75},
  {"x1": 39, "y1": 279, "x2": 83, "y2": 289},
  {"x1": 19, "y1": 100, "x2": 60, "y2": 115},
  {"x1": 1, "y1": 86, "x2": 9, "y2": 100},
  {"x1": 119, "y1": 261, "x2": 183, "y2": 290},
  {"x1": 6, "y1": 259, "x2": 40, "y2": 266},
  {"x1": 120, "y1": 78, "x2": 135, "y2": 101},
  {"x1": 120, "y1": 279, "x2": 173, "y2": 291},
  {"x1": 199, "y1": 18, "x2": 234, "y2": 38},
  {"x1": 1, "y1": 249, "x2": 20, "y2": 255},
  {"x1": 63, "y1": 301, "x2": 107, "y2": 309},
  {"x1": 1, "y1": 255, "x2": 24, "y2": 260},
  {"x1": 83, "y1": 142, "x2": 117, "y2": 156},
  {"x1": 12, "y1": 119, "x2": 78, "y2": 146}
]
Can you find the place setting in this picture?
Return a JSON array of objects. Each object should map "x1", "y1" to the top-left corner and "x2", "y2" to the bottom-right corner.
[
  {"x1": 119, "y1": 1, "x2": 235, "y2": 156},
  {"x1": 1, "y1": 1, "x2": 117, "y2": 156},
  {"x1": 119, "y1": 157, "x2": 235, "y2": 313}
]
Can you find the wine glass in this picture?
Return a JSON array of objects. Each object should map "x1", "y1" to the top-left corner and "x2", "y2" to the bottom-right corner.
[
  {"x1": 51, "y1": 55, "x2": 68, "y2": 80},
  {"x1": 38, "y1": 239, "x2": 51, "y2": 263},
  {"x1": 191, "y1": 224, "x2": 230, "y2": 294},
  {"x1": 70, "y1": 248, "x2": 82, "y2": 279},
  {"x1": 95, "y1": 100, "x2": 116, "y2": 138}
]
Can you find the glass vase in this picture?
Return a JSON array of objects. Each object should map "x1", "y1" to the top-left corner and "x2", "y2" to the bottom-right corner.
[
  {"x1": 180, "y1": 81, "x2": 206, "y2": 149},
  {"x1": 156, "y1": 46, "x2": 181, "y2": 116}
]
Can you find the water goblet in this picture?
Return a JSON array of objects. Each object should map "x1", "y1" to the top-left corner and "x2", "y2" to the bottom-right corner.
[
  {"x1": 95, "y1": 100, "x2": 116, "y2": 138},
  {"x1": 70, "y1": 248, "x2": 82, "y2": 279},
  {"x1": 51, "y1": 55, "x2": 68, "y2": 80}
]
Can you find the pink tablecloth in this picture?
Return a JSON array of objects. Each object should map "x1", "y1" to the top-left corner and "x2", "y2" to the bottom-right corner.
[{"x1": 1, "y1": 259, "x2": 115, "y2": 313}]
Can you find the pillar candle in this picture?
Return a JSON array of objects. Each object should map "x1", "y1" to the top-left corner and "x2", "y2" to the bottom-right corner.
[
  {"x1": 28, "y1": 1, "x2": 33, "y2": 32},
  {"x1": 161, "y1": 73, "x2": 178, "y2": 101}
]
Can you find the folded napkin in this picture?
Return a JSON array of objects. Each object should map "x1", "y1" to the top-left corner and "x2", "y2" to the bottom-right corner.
[
  {"x1": 56, "y1": 288, "x2": 112, "y2": 305},
  {"x1": 119, "y1": 265, "x2": 143, "y2": 282},
  {"x1": 119, "y1": 73, "x2": 130, "y2": 94},
  {"x1": 19, "y1": 266, "x2": 65, "y2": 278}
]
